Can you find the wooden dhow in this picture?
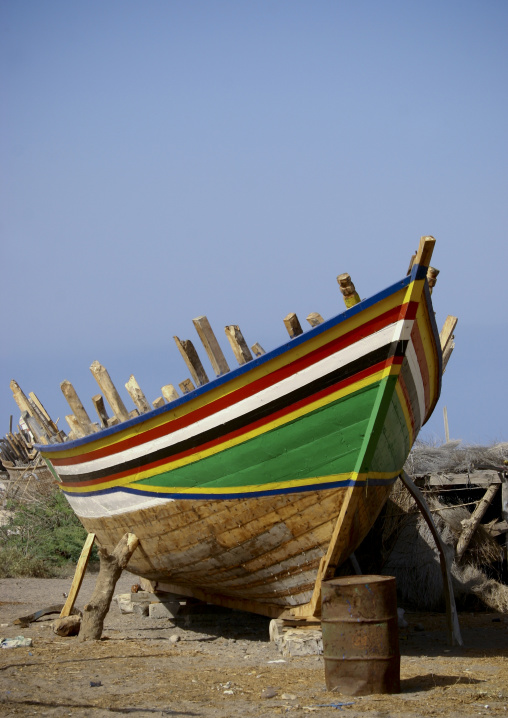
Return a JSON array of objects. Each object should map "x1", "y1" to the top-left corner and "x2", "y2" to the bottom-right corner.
[{"x1": 10, "y1": 236, "x2": 457, "y2": 619}]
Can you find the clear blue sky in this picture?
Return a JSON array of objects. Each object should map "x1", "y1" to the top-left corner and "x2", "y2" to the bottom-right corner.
[{"x1": 1, "y1": 1, "x2": 506, "y2": 446}]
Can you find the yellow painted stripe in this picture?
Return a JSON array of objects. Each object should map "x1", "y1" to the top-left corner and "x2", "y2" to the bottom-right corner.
[{"x1": 49, "y1": 285, "x2": 411, "y2": 460}]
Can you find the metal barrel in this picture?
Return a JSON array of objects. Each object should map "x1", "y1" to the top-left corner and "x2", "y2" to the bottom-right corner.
[{"x1": 321, "y1": 575, "x2": 400, "y2": 696}]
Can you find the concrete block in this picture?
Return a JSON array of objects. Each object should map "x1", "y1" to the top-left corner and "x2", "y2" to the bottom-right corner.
[{"x1": 149, "y1": 601, "x2": 181, "y2": 619}]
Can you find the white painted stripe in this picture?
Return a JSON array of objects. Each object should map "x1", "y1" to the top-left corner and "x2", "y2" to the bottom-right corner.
[
  {"x1": 57, "y1": 319, "x2": 413, "y2": 477},
  {"x1": 405, "y1": 339, "x2": 426, "y2": 422},
  {"x1": 64, "y1": 489, "x2": 174, "y2": 519}
]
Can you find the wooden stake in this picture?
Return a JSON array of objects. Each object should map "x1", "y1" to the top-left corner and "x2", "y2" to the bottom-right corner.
[
  {"x1": 456, "y1": 483, "x2": 500, "y2": 560},
  {"x1": 125, "y1": 375, "x2": 151, "y2": 414},
  {"x1": 90, "y1": 361, "x2": 130, "y2": 423},
  {"x1": 283, "y1": 313, "x2": 303, "y2": 338},
  {"x1": 79, "y1": 533, "x2": 139, "y2": 642},
  {"x1": 193, "y1": 316, "x2": 230, "y2": 376},
  {"x1": 92, "y1": 394, "x2": 110, "y2": 428},
  {"x1": 61, "y1": 380, "x2": 96, "y2": 435},
  {"x1": 173, "y1": 337, "x2": 209, "y2": 387},
  {"x1": 225, "y1": 325, "x2": 253, "y2": 365},
  {"x1": 161, "y1": 384, "x2": 179, "y2": 403},
  {"x1": 251, "y1": 343, "x2": 266, "y2": 357},
  {"x1": 306, "y1": 312, "x2": 324, "y2": 327},
  {"x1": 60, "y1": 533, "x2": 96, "y2": 618},
  {"x1": 337, "y1": 273, "x2": 361, "y2": 308}
]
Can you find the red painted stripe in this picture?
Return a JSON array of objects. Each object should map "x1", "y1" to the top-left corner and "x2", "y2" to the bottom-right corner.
[
  {"x1": 54, "y1": 300, "x2": 417, "y2": 468},
  {"x1": 60, "y1": 356, "x2": 400, "y2": 487}
]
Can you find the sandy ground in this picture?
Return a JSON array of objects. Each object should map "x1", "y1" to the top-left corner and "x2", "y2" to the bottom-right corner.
[{"x1": 0, "y1": 574, "x2": 507, "y2": 718}]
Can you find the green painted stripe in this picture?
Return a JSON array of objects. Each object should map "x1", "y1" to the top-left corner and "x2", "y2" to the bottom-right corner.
[
  {"x1": 134, "y1": 380, "x2": 383, "y2": 490},
  {"x1": 369, "y1": 389, "x2": 411, "y2": 475}
]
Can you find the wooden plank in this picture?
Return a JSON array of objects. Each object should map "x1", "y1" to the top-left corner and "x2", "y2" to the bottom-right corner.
[
  {"x1": 90, "y1": 360, "x2": 130, "y2": 423},
  {"x1": 152, "y1": 397, "x2": 165, "y2": 409},
  {"x1": 251, "y1": 342, "x2": 266, "y2": 357},
  {"x1": 426, "y1": 266, "x2": 439, "y2": 293},
  {"x1": 60, "y1": 533, "x2": 96, "y2": 618},
  {"x1": 161, "y1": 384, "x2": 179, "y2": 403},
  {"x1": 456, "y1": 483, "x2": 500, "y2": 560},
  {"x1": 193, "y1": 316, "x2": 230, "y2": 376},
  {"x1": 225, "y1": 325, "x2": 253, "y2": 365},
  {"x1": 92, "y1": 394, "x2": 110, "y2": 428},
  {"x1": 27, "y1": 392, "x2": 62, "y2": 442},
  {"x1": 414, "y1": 235, "x2": 436, "y2": 268},
  {"x1": 337, "y1": 273, "x2": 361, "y2": 308},
  {"x1": 173, "y1": 337, "x2": 209, "y2": 387},
  {"x1": 306, "y1": 312, "x2": 324, "y2": 327},
  {"x1": 283, "y1": 313, "x2": 303, "y2": 338},
  {"x1": 60, "y1": 380, "x2": 96, "y2": 435},
  {"x1": 179, "y1": 378, "x2": 195, "y2": 394},
  {"x1": 125, "y1": 375, "x2": 151, "y2": 414},
  {"x1": 428, "y1": 471, "x2": 502, "y2": 487},
  {"x1": 21, "y1": 410, "x2": 48, "y2": 444},
  {"x1": 439, "y1": 316, "x2": 458, "y2": 353}
]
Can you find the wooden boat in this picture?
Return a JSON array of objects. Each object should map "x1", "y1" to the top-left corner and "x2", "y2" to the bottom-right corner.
[{"x1": 12, "y1": 236, "x2": 457, "y2": 620}]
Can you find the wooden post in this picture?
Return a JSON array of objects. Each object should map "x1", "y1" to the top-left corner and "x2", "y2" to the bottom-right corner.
[
  {"x1": 283, "y1": 313, "x2": 303, "y2": 338},
  {"x1": 125, "y1": 375, "x2": 151, "y2": 414},
  {"x1": 152, "y1": 396, "x2": 165, "y2": 409},
  {"x1": 90, "y1": 361, "x2": 130, "y2": 423},
  {"x1": 414, "y1": 235, "x2": 436, "y2": 268},
  {"x1": 225, "y1": 325, "x2": 253, "y2": 365},
  {"x1": 400, "y1": 470, "x2": 462, "y2": 646},
  {"x1": 179, "y1": 378, "x2": 195, "y2": 394},
  {"x1": 92, "y1": 394, "x2": 110, "y2": 428},
  {"x1": 456, "y1": 483, "x2": 500, "y2": 560},
  {"x1": 440, "y1": 316, "x2": 458, "y2": 354},
  {"x1": 251, "y1": 343, "x2": 266, "y2": 357},
  {"x1": 60, "y1": 533, "x2": 96, "y2": 618},
  {"x1": 306, "y1": 312, "x2": 324, "y2": 327},
  {"x1": 193, "y1": 316, "x2": 230, "y2": 376},
  {"x1": 443, "y1": 406, "x2": 450, "y2": 443},
  {"x1": 65, "y1": 414, "x2": 87, "y2": 439},
  {"x1": 61, "y1": 380, "x2": 96, "y2": 435},
  {"x1": 161, "y1": 384, "x2": 179, "y2": 403},
  {"x1": 337, "y1": 273, "x2": 361, "y2": 308},
  {"x1": 173, "y1": 337, "x2": 209, "y2": 387},
  {"x1": 79, "y1": 533, "x2": 139, "y2": 642}
]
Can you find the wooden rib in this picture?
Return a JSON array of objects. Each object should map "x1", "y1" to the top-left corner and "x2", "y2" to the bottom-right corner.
[
  {"x1": 65, "y1": 414, "x2": 86, "y2": 439},
  {"x1": 128, "y1": 409, "x2": 140, "y2": 419},
  {"x1": 414, "y1": 235, "x2": 436, "y2": 268},
  {"x1": 125, "y1": 375, "x2": 151, "y2": 414},
  {"x1": 90, "y1": 361, "x2": 130, "y2": 423},
  {"x1": 439, "y1": 316, "x2": 458, "y2": 354},
  {"x1": 60, "y1": 380, "x2": 96, "y2": 435},
  {"x1": 442, "y1": 340, "x2": 455, "y2": 373},
  {"x1": 106, "y1": 416, "x2": 119, "y2": 427},
  {"x1": 92, "y1": 394, "x2": 110, "y2": 428},
  {"x1": 193, "y1": 316, "x2": 230, "y2": 376},
  {"x1": 337, "y1": 273, "x2": 360, "y2": 308},
  {"x1": 251, "y1": 342, "x2": 266, "y2": 357},
  {"x1": 161, "y1": 384, "x2": 179, "y2": 403},
  {"x1": 283, "y1": 313, "x2": 303, "y2": 338},
  {"x1": 406, "y1": 251, "x2": 417, "y2": 275},
  {"x1": 426, "y1": 266, "x2": 440, "y2": 293},
  {"x1": 173, "y1": 337, "x2": 209, "y2": 387},
  {"x1": 152, "y1": 397, "x2": 165, "y2": 409},
  {"x1": 306, "y1": 312, "x2": 324, "y2": 327},
  {"x1": 225, "y1": 325, "x2": 253, "y2": 365},
  {"x1": 60, "y1": 533, "x2": 96, "y2": 618},
  {"x1": 179, "y1": 378, "x2": 195, "y2": 394}
]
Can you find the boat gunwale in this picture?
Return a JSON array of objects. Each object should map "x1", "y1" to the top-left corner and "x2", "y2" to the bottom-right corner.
[{"x1": 37, "y1": 263, "x2": 432, "y2": 455}]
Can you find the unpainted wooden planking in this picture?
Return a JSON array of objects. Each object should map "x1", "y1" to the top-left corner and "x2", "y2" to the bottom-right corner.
[
  {"x1": 192, "y1": 316, "x2": 230, "y2": 376},
  {"x1": 125, "y1": 375, "x2": 151, "y2": 414},
  {"x1": 224, "y1": 325, "x2": 253, "y2": 365},
  {"x1": 283, "y1": 313, "x2": 303, "y2": 338},
  {"x1": 251, "y1": 342, "x2": 266, "y2": 357},
  {"x1": 306, "y1": 312, "x2": 324, "y2": 327},
  {"x1": 60, "y1": 380, "x2": 96, "y2": 435},
  {"x1": 179, "y1": 378, "x2": 195, "y2": 394},
  {"x1": 90, "y1": 361, "x2": 130, "y2": 423},
  {"x1": 173, "y1": 337, "x2": 209, "y2": 387},
  {"x1": 161, "y1": 384, "x2": 179, "y2": 403},
  {"x1": 337, "y1": 273, "x2": 361, "y2": 308}
]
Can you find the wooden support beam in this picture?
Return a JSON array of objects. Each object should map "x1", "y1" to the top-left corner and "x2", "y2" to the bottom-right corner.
[
  {"x1": 400, "y1": 470, "x2": 462, "y2": 646},
  {"x1": 225, "y1": 325, "x2": 253, "y2": 365},
  {"x1": 442, "y1": 340, "x2": 455, "y2": 373},
  {"x1": 92, "y1": 394, "x2": 110, "y2": 428},
  {"x1": 125, "y1": 375, "x2": 151, "y2": 414},
  {"x1": 337, "y1": 273, "x2": 361, "y2": 308},
  {"x1": 173, "y1": 337, "x2": 209, "y2": 387},
  {"x1": 251, "y1": 343, "x2": 266, "y2": 357},
  {"x1": 193, "y1": 316, "x2": 230, "y2": 376},
  {"x1": 60, "y1": 380, "x2": 96, "y2": 435},
  {"x1": 161, "y1": 384, "x2": 179, "y2": 403},
  {"x1": 90, "y1": 361, "x2": 130, "y2": 423},
  {"x1": 179, "y1": 378, "x2": 195, "y2": 394},
  {"x1": 414, "y1": 235, "x2": 436, "y2": 268},
  {"x1": 152, "y1": 396, "x2": 165, "y2": 409},
  {"x1": 406, "y1": 251, "x2": 417, "y2": 275},
  {"x1": 456, "y1": 483, "x2": 500, "y2": 560},
  {"x1": 128, "y1": 409, "x2": 139, "y2": 419},
  {"x1": 426, "y1": 266, "x2": 440, "y2": 293},
  {"x1": 306, "y1": 312, "x2": 324, "y2": 327},
  {"x1": 440, "y1": 316, "x2": 458, "y2": 354},
  {"x1": 60, "y1": 533, "x2": 96, "y2": 618},
  {"x1": 65, "y1": 414, "x2": 87, "y2": 439},
  {"x1": 283, "y1": 313, "x2": 303, "y2": 338}
]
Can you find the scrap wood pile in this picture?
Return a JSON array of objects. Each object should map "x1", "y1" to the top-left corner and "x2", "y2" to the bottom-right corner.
[
  {"x1": 356, "y1": 441, "x2": 508, "y2": 613},
  {"x1": 0, "y1": 422, "x2": 55, "y2": 504}
]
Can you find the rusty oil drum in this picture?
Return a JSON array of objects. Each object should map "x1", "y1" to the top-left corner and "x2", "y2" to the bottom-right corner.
[{"x1": 321, "y1": 575, "x2": 400, "y2": 696}]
